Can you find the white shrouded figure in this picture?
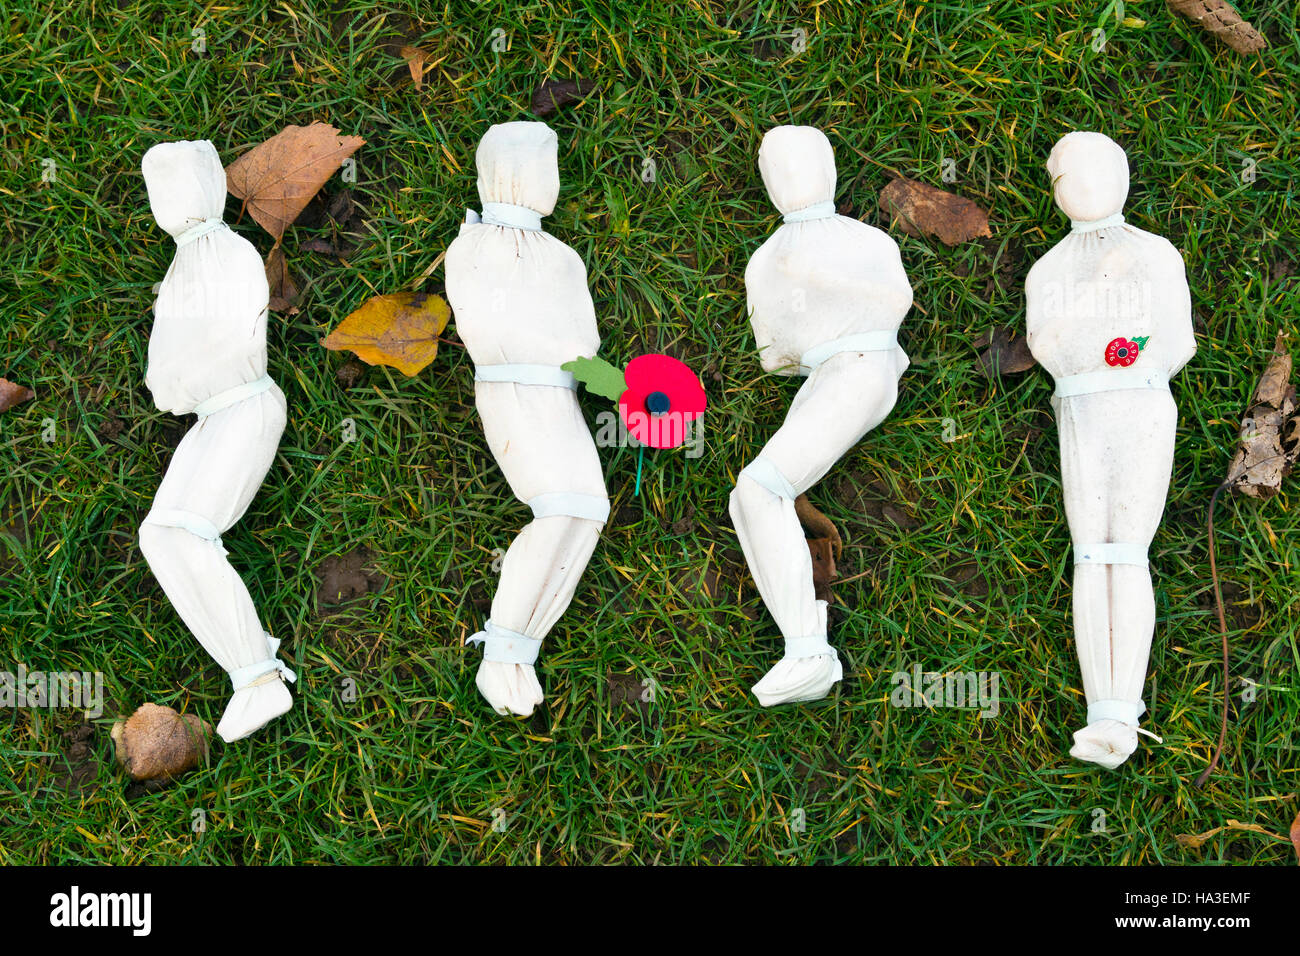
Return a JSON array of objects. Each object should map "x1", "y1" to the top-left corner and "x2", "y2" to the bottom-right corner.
[
  {"x1": 730, "y1": 126, "x2": 912, "y2": 707},
  {"x1": 1026, "y1": 131, "x2": 1196, "y2": 768},
  {"x1": 446, "y1": 122, "x2": 610, "y2": 717},
  {"x1": 138, "y1": 140, "x2": 294, "y2": 744}
]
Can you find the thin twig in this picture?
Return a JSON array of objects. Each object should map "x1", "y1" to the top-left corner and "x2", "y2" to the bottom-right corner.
[
  {"x1": 1195, "y1": 478, "x2": 1235, "y2": 788},
  {"x1": 1194, "y1": 448, "x2": 1294, "y2": 787},
  {"x1": 834, "y1": 567, "x2": 874, "y2": 586}
]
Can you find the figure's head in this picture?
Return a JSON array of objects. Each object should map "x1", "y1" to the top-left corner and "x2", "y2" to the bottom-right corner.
[
  {"x1": 475, "y1": 121, "x2": 560, "y2": 216},
  {"x1": 1046, "y1": 131, "x2": 1129, "y2": 223},
  {"x1": 758, "y1": 125, "x2": 837, "y2": 216},
  {"x1": 141, "y1": 140, "x2": 228, "y2": 237}
]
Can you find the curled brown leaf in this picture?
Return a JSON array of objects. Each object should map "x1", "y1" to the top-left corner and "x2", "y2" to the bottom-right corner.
[
  {"x1": 1225, "y1": 335, "x2": 1297, "y2": 498},
  {"x1": 110, "y1": 703, "x2": 211, "y2": 782},
  {"x1": 879, "y1": 177, "x2": 992, "y2": 246},
  {"x1": 0, "y1": 378, "x2": 35, "y2": 413},
  {"x1": 400, "y1": 45, "x2": 428, "y2": 89},
  {"x1": 1168, "y1": 0, "x2": 1267, "y2": 55},
  {"x1": 265, "y1": 246, "x2": 300, "y2": 315},
  {"x1": 225, "y1": 122, "x2": 366, "y2": 242},
  {"x1": 531, "y1": 78, "x2": 595, "y2": 117},
  {"x1": 977, "y1": 327, "x2": 1039, "y2": 378},
  {"x1": 795, "y1": 494, "x2": 842, "y2": 604}
]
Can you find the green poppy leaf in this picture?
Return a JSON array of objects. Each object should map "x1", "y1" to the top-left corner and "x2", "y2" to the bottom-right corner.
[{"x1": 562, "y1": 355, "x2": 627, "y2": 401}]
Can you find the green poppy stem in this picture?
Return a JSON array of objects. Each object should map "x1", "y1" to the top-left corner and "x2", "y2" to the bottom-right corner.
[{"x1": 634, "y1": 444, "x2": 644, "y2": 497}]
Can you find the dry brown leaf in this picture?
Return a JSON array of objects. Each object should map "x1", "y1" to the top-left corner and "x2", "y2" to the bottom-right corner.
[
  {"x1": 531, "y1": 78, "x2": 595, "y2": 117},
  {"x1": 795, "y1": 494, "x2": 842, "y2": 605},
  {"x1": 1290, "y1": 808, "x2": 1300, "y2": 864},
  {"x1": 225, "y1": 122, "x2": 365, "y2": 242},
  {"x1": 336, "y1": 358, "x2": 368, "y2": 390},
  {"x1": 806, "y1": 537, "x2": 838, "y2": 605},
  {"x1": 401, "y1": 45, "x2": 428, "y2": 89},
  {"x1": 977, "y1": 327, "x2": 1039, "y2": 378},
  {"x1": 300, "y1": 237, "x2": 339, "y2": 256},
  {"x1": 0, "y1": 378, "x2": 35, "y2": 413},
  {"x1": 879, "y1": 177, "x2": 992, "y2": 246},
  {"x1": 1168, "y1": 0, "x2": 1267, "y2": 55},
  {"x1": 1225, "y1": 334, "x2": 1297, "y2": 498},
  {"x1": 795, "y1": 494, "x2": 843, "y2": 558},
  {"x1": 321, "y1": 291, "x2": 451, "y2": 377},
  {"x1": 110, "y1": 703, "x2": 211, "y2": 781},
  {"x1": 265, "y1": 246, "x2": 300, "y2": 315}
]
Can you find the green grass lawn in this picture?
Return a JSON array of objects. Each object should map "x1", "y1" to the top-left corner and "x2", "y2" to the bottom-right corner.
[{"x1": 1, "y1": 0, "x2": 1297, "y2": 864}]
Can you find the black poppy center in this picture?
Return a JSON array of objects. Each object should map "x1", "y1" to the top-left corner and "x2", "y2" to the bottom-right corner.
[
  {"x1": 1116, "y1": 347, "x2": 1129, "y2": 358},
  {"x1": 645, "y1": 391, "x2": 671, "y2": 415}
]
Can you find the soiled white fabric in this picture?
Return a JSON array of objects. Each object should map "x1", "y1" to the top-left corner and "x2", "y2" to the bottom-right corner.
[
  {"x1": 1025, "y1": 131, "x2": 1196, "y2": 768},
  {"x1": 138, "y1": 139, "x2": 292, "y2": 744},
  {"x1": 446, "y1": 122, "x2": 609, "y2": 717},
  {"x1": 730, "y1": 126, "x2": 912, "y2": 706}
]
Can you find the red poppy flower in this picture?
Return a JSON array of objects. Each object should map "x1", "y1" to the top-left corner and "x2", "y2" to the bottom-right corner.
[
  {"x1": 1105, "y1": 336, "x2": 1142, "y2": 367},
  {"x1": 618, "y1": 354, "x2": 707, "y2": 449}
]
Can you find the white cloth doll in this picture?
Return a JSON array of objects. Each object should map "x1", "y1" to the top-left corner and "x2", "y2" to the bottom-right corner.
[
  {"x1": 138, "y1": 140, "x2": 293, "y2": 744},
  {"x1": 731, "y1": 126, "x2": 912, "y2": 707},
  {"x1": 1026, "y1": 131, "x2": 1196, "y2": 768},
  {"x1": 445, "y1": 122, "x2": 610, "y2": 717}
]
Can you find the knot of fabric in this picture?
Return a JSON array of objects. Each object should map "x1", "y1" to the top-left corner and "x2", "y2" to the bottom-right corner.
[
  {"x1": 193, "y1": 374, "x2": 276, "y2": 418},
  {"x1": 1070, "y1": 212, "x2": 1125, "y2": 233},
  {"x1": 141, "y1": 508, "x2": 229, "y2": 557},
  {"x1": 465, "y1": 202, "x2": 544, "y2": 232},
  {"x1": 528, "y1": 492, "x2": 611, "y2": 524},
  {"x1": 782, "y1": 635, "x2": 838, "y2": 660},
  {"x1": 174, "y1": 218, "x2": 228, "y2": 247},
  {"x1": 1087, "y1": 697, "x2": 1162, "y2": 742},
  {"x1": 229, "y1": 634, "x2": 297, "y2": 692},
  {"x1": 466, "y1": 620, "x2": 543, "y2": 665},
  {"x1": 739, "y1": 457, "x2": 797, "y2": 500},
  {"x1": 782, "y1": 200, "x2": 836, "y2": 224}
]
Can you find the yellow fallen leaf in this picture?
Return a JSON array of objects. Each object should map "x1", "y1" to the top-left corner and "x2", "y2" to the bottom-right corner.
[{"x1": 321, "y1": 291, "x2": 451, "y2": 377}]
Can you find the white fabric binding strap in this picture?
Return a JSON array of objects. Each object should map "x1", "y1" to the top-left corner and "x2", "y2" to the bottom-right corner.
[
  {"x1": 782, "y1": 200, "x2": 836, "y2": 224},
  {"x1": 141, "y1": 508, "x2": 228, "y2": 556},
  {"x1": 228, "y1": 634, "x2": 297, "y2": 692},
  {"x1": 1070, "y1": 212, "x2": 1126, "y2": 233},
  {"x1": 474, "y1": 364, "x2": 578, "y2": 389},
  {"x1": 174, "y1": 218, "x2": 228, "y2": 247},
  {"x1": 1074, "y1": 542, "x2": 1149, "y2": 567},
  {"x1": 466, "y1": 620, "x2": 543, "y2": 665},
  {"x1": 783, "y1": 635, "x2": 838, "y2": 659},
  {"x1": 193, "y1": 374, "x2": 275, "y2": 418},
  {"x1": 739, "y1": 457, "x2": 797, "y2": 500},
  {"x1": 1087, "y1": 697, "x2": 1162, "y2": 742},
  {"x1": 1053, "y1": 366, "x2": 1167, "y2": 400},
  {"x1": 528, "y1": 492, "x2": 611, "y2": 523},
  {"x1": 799, "y1": 329, "x2": 899, "y2": 374},
  {"x1": 465, "y1": 202, "x2": 544, "y2": 232}
]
